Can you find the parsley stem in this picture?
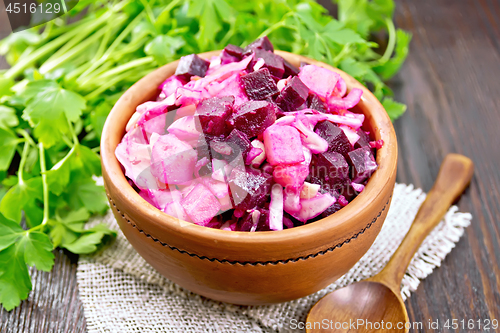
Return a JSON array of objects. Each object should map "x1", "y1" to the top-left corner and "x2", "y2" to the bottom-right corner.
[
  {"x1": 39, "y1": 143, "x2": 49, "y2": 227},
  {"x1": 18, "y1": 141, "x2": 30, "y2": 186},
  {"x1": 16, "y1": 129, "x2": 36, "y2": 147},
  {"x1": 67, "y1": 119, "x2": 79, "y2": 147},
  {"x1": 368, "y1": 17, "x2": 396, "y2": 66}
]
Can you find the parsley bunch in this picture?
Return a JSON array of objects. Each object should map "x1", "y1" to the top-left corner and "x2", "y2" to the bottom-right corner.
[{"x1": 0, "y1": 0, "x2": 410, "y2": 310}]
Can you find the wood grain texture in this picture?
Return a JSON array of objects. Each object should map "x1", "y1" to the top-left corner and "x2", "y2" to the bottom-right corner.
[
  {"x1": 392, "y1": 0, "x2": 500, "y2": 331},
  {"x1": 1, "y1": 0, "x2": 499, "y2": 331}
]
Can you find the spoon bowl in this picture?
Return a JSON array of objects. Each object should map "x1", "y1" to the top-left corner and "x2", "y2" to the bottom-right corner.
[
  {"x1": 307, "y1": 153, "x2": 474, "y2": 332},
  {"x1": 307, "y1": 281, "x2": 408, "y2": 332}
]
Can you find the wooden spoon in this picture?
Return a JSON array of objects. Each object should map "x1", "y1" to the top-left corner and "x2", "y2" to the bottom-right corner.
[{"x1": 306, "y1": 154, "x2": 474, "y2": 333}]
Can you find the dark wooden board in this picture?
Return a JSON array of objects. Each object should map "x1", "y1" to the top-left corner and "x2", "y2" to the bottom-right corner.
[{"x1": 1, "y1": 0, "x2": 499, "y2": 332}]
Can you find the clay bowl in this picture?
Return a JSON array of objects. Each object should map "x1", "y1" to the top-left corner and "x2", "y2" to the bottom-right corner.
[{"x1": 100, "y1": 50, "x2": 397, "y2": 305}]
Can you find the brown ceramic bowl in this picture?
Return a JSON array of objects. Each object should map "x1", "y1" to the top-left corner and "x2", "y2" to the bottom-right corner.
[{"x1": 101, "y1": 50, "x2": 397, "y2": 305}]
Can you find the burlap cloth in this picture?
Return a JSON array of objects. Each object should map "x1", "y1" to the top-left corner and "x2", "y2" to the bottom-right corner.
[{"x1": 77, "y1": 183, "x2": 472, "y2": 332}]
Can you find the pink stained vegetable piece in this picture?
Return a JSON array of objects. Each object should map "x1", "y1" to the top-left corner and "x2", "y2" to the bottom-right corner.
[
  {"x1": 333, "y1": 77, "x2": 347, "y2": 97},
  {"x1": 202, "y1": 176, "x2": 230, "y2": 199},
  {"x1": 142, "y1": 113, "x2": 168, "y2": 140},
  {"x1": 291, "y1": 115, "x2": 328, "y2": 154},
  {"x1": 164, "y1": 201, "x2": 191, "y2": 222},
  {"x1": 159, "y1": 75, "x2": 186, "y2": 99},
  {"x1": 283, "y1": 188, "x2": 301, "y2": 214},
  {"x1": 167, "y1": 116, "x2": 200, "y2": 142},
  {"x1": 148, "y1": 188, "x2": 183, "y2": 211},
  {"x1": 327, "y1": 88, "x2": 363, "y2": 111},
  {"x1": 150, "y1": 134, "x2": 197, "y2": 184},
  {"x1": 269, "y1": 184, "x2": 284, "y2": 231},
  {"x1": 175, "y1": 87, "x2": 205, "y2": 106},
  {"x1": 181, "y1": 183, "x2": 222, "y2": 226},
  {"x1": 215, "y1": 73, "x2": 249, "y2": 107},
  {"x1": 298, "y1": 65, "x2": 341, "y2": 99},
  {"x1": 291, "y1": 192, "x2": 336, "y2": 222},
  {"x1": 369, "y1": 139, "x2": 384, "y2": 149},
  {"x1": 263, "y1": 124, "x2": 305, "y2": 166},
  {"x1": 115, "y1": 131, "x2": 159, "y2": 190},
  {"x1": 351, "y1": 182, "x2": 365, "y2": 193},
  {"x1": 273, "y1": 163, "x2": 309, "y2": 190}
]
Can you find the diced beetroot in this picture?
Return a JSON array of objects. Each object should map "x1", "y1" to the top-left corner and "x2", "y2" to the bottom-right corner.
[
  {"x1": 244, "y1": 36, "x2": 274, "y2": 54},
  {"x1": 307, "y1": 93, "x2": 328, "y2": 113},
  {"x1": 320, "y1": 201, "x2": 343, "y2": 218},
  {"x1": 225, "y1": 44, "x2": 244, "y2": 58},
  {"x1": 252, "y1": 49, "x2": 285, "y2": 78},
  {"x1": 355, "y1": 128, "x2": 371, "y2": 149},
  {"x1": 263, "y1": 124, "x2": 304, "y2": 165},
  {"x1": 221, "y1": 44, "x2": 244, "y2": 65},
  {"x1": 314, "y1": 120, "x2": 352, "y2": 157},
  {"x1": 269, "y1": 184, "x2": 284, "y2": 231},
  {"x1": 228, "y1": 100, "x2": 277, "y2": 137},
  {"x1": 347, "y1": 147, "x2": 378, "y2": 183},
  {"x1": 194, "y1": 96, "x2": 234, "y2": 136},
  {"x1": 175, "y1": 54, "x2": 210, "y2": 80},
  {"x1": 327, "y1": 88, "x2": 363, "y2": 111},
  {"x1": 224, "y1": 129, "x2": 252, "y2": 161},
  {"x1": 273, "y1": 163, "x2": 309, "y2": 190},
  {"x1": 241, "y1": 68, "x2": 279, "y2": 100},
  {"x1": 312, "y1": 151, "x2": 350, "y2": 188},
  {"x1": 283, "y1": 58, "x2": 300, "y2": 78},
  {"x1": 236, "y1": 211, "x2": 255, "y2": 232},
  {"x1": 151, "y1": 134, "x2": 197, "y2": 184},
  {"x1": 228, "y1": 166, "x2": 272, "y2": 211},
  {"x1": 291, "y1": 192, "x2": 336, "y2": 222},
  {"x1": 339, "y1": 125, "x2": 361, "y2": 146},
  {"x1": 276, "y1": 76, "x2": 309, "y2": 111},
  {"x1": 181, "y1": 183, "x2": 222, "y2": 226},
  {"x1": 298, "y1": 65, "x2": 340, "y2": 99}
]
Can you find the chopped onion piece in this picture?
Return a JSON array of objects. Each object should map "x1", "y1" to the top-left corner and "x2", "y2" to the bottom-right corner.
[
  {"x1": 269, "y1": 184, "x2": 284, "y2": 231},
  {"x1": 300, "y1": 182, "x2": 320, "y2": 199}
]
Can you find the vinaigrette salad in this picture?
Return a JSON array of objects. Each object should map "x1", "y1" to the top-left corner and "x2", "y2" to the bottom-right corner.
[{"x1": 116, "y1": 37, "x2": 382, "y2": 232}]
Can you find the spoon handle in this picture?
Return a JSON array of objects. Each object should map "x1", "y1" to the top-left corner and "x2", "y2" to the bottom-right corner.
[{"x1": 370, "y1": 154, "x2": 474, "y2": 290}]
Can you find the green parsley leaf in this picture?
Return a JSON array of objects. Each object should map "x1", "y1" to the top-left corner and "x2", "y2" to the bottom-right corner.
[
  {"x1": 0, "y1": 213, "x2": 54, "y2": 311},
  {"x1": 22, "y1": 80, "x2": 86, "y2": 148},
  {"x1": 145, "y1": 35, "x2": 186, "y2": 65},
  {"x1": 0, "y1": 128, "x2": 19, "y2": 171},
  {"x1": 382, "y1": 97, "x2": 407, "y2": 121},
  {"x1": 0, "y1": 177, "x2": 43, "y2": 223},
  {"x1": 0, "y1": 105, "x2": 19, "y2": 128}
]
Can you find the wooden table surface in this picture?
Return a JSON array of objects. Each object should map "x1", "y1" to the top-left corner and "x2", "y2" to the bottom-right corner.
[{"x1": 1, "y1": 0, "x2": 499, "y2": 332}]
